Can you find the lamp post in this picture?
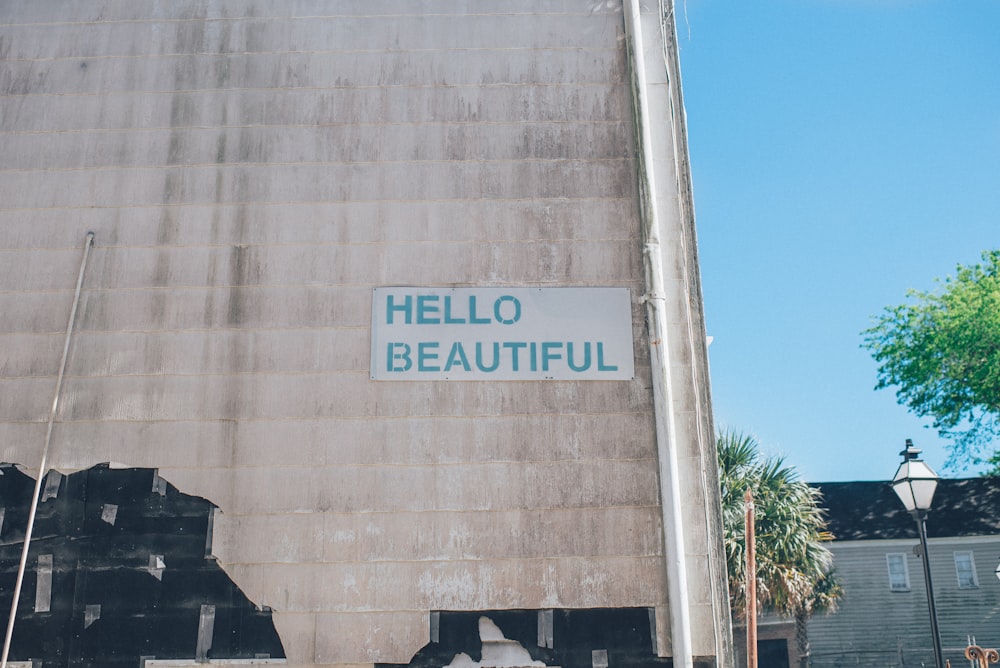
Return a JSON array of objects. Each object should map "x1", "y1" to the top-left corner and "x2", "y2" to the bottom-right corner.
[{"x1": 891, "y1": 439, "x2": 944, "y2": 668}]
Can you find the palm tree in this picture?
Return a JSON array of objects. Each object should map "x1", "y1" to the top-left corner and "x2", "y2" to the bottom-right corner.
[{"x1": 717, "y1": 430, "x2": 841, "y2": 664}]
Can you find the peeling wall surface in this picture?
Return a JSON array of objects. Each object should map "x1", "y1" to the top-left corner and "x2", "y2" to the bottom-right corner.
[
  {"x1": 0, "y1": 1, "x2": 729, "y2": 667},
  {"x1": 0, "y1": 464, "x2": 284, "y2": 666}
]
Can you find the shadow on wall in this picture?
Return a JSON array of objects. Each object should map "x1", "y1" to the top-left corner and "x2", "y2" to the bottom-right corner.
[
  {"x1": 378, "y1": 609, "x2": 717, "y2": 668},
  {"x1": 0, "y1": 463, "x2": 284, "y2": 667}
]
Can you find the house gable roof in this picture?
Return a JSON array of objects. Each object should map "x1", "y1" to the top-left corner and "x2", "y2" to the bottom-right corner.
[{"x1": 813, "y1": 477, "x2": 1000, "y2": 541}]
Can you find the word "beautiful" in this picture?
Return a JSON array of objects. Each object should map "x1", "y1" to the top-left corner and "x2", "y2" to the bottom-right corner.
[
  {"x1": 385, "y1": 294, "x2": 618, "y2": 373},
  {"x1": 385, "y1": 340, "x2": 618, "y2": 374}
]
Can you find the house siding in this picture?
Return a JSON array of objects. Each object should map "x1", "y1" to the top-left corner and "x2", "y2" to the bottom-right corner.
[{"x1": 808, "y1": 537, "x2": 1000, "y2": 667}]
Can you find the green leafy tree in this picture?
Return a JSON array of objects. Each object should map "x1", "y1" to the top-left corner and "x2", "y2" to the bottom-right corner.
[
  {"x1": 717, "y1": 430, "x2": 840, "y2": 658},
  {"x1": 862, "y1": 249, "x2": 1000, "y2": 468}
]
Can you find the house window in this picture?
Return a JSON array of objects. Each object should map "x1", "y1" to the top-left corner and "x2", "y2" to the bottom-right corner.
[
  {"x1": 954, "y1": 551, "x2": 979, "y2": 588},
  {"x1": 887, "y1": 553, "x2": 910, "y2": 591}
]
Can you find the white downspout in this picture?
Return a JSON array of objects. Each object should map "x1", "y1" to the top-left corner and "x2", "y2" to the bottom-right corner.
[
  {"x1": 1, "y1": 232, "x2": 95, "y2": 668},
  {"x1": 622, "y1": 2, "x2": 694, "y2": 667}
]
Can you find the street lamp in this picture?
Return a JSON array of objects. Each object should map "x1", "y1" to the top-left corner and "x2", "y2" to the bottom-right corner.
[{"x1": 891, "y1": 439, "x2": 944, "y2": 668}]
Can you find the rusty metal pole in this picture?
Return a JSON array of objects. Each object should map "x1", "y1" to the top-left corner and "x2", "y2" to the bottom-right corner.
[{"x1": 745, "y1": 488, "x2": 757, "y2": 668}]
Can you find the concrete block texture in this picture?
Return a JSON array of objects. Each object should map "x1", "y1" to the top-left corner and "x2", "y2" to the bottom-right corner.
[{"x1": 0, "y1": 0, "x2": 726, "y2": 665}]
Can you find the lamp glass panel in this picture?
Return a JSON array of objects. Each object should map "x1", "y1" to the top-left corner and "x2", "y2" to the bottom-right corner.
[
  {"x1": 892, "y1": 478, "x2": 917, "y2": 511},
  {"x1": 909, "y1": 478, "x2": 938, "y2": 511},
  {"x1": 891, "y1": 458, "x2": 939, "y2": 512},
  {"x1": 906, "y1": 459, "x2": 939, "y2": 481}
]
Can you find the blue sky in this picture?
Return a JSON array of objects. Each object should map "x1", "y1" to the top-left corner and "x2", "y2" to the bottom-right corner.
[{"x1": 677, "y1": 1, "x2": 1000, "y2": 482}]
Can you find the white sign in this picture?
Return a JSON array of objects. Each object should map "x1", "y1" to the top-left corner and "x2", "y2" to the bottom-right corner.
[{"x1": 370, "y1": 287, "x2": 634, "y2": 381}]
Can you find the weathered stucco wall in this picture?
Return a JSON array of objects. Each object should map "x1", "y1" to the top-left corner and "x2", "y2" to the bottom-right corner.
[{"x1": 0, "y1": 1, "x2": 728, "y2": 666}]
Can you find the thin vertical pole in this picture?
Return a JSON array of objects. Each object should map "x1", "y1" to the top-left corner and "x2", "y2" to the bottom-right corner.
[
  {"x1": 916, "y1": 513, "x2": 944, "y2": 668},
  {"x1": 745, "y1": 489, "x2": 757, "y2": 668},
  {"x1": 2, "y1": 233, "x2": 94, "y2": 668}
]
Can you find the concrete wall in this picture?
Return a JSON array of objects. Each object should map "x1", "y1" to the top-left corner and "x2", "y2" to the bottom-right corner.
[{"x1": 0, "y1": 1, "x2": 728, "y2": 666}]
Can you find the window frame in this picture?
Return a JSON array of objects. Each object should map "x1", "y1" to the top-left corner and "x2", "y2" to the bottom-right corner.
[
  {"x1": 886, "y1": 552, "x2": 911, "y2": 592},
  {"x1": 954, "y1": 550, "x2": 979, "y2": 589}
]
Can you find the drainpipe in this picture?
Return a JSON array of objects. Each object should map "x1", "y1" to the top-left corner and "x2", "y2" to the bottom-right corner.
[
  {"x1": 622, "y1": 2, "x2": 694, "y2": 667},
  {"x1": 1, "y1": 233, "x2": 95, "y2": 668}
]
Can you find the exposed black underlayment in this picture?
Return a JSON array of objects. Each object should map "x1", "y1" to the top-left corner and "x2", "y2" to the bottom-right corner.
[
  {"x1": 377, "y1": 608, "x2": 717, "y2": 668},
  {"x1": 0, "y1": 463, "x2": 284, "y2": 667}
]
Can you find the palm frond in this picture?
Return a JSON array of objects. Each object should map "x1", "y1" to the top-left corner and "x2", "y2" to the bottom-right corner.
[{"x1": 717, "y1": 430, "x2": 842, "y2": 620}]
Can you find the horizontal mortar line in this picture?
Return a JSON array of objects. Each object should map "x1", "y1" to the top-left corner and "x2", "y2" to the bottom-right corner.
[
  {"x1": 0, "y1": 156, "x2": 630, "y2": 175},
  {"x1": 4, "y1": 366, "x2": 653, "y2": 381},
  {"x1": 0, "y1": 119, "x2": 627, "y2": 136},
  {"x1": 0, "y1": 319, "x2": 647, "y2": 337},
  {"x1": 214, "y1": 504, "x2": 665, "y2": 519},
  {"x1": 196, "y1": 602, "x2": 667, "y2": 616},
  {"x1": 10, "y1": 421, "x2": 656, "y2": 433},
  {"x1": 1, "y1": 452, "x2": 658, "y2": 462},
  {"x1": 255, "y1": 609, "x2": 668, "y2": 622},
  {"x1": 2, "y1": 366, "x2": 603, "y2": 381},
  {"x1": 0, "y1": 237, "x2": 638, "y2": 252},
  {"x1": 5, "y1": 367, "x2": 371, "y2": 378},
  {"x1": 154, "y1": 457, "x2": 661, "y2": 470},
  {"x1": 3, "y1": 410, "x2": 651, "y2": 425},
  {"x1": 212, "y1": 553, "x2": 666, "y2": 567},
  {"x1": 2, "y1": 454, "x2": 659, "y2": 465},
  {"x1": 18, "y1": 328, "x2": 629, "y2": 339},
  {"x1": 4, "y1": 45, "x2": 618, "y2": 63},
  {"x1": 43, "y1": 404, "x2": 652, "y2": 420},
  {"x1": 225, "y1": 604, "x2": 667, "y2": 617},
  {"x1": 1, "y1": 80, "x2": 626, "y2": 98},
  {"x1": 0, "y1": 468, "x2": 661, "y2": 482},
  {"x1": 5, "y1": 461, "x2": 660, "y2": 471},
  {"x1": 0, "y1": 537, "x2": 657, "y2": 561},
  {"x1": 0, "y1": 202, "x2": 633, "y2": 218},
  {"x1": 0, "y1": 196, "x2": 633, "y2": 213},
  {"x1": 0, "y1": 506, "x2": 664, "y2": 523},
  {"x1": 1, "y1": 12, "x2": 621, "y2": 29},
  {"x1": 0, "y1": 276, "x2": 637, "y2": 288},
  {"x1": 0, "y1": 325, "x2": 369, "y2": 337},
  {"x1": 0, "y1": 278, "x2": 639, "y2": 296},
  {"x1": 0, "y1": 197, "x2": 632, "y2": 209},
  {"x1": 5, "y1": 370, "x2": 373, "y2": 381}
]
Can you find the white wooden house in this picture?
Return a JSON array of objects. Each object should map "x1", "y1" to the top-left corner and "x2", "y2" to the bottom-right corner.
[{"x1": 806, "y1": 478, "x2": 1000, "y2": 668}]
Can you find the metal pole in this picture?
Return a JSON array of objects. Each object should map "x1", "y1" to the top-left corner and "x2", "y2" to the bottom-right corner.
[
  {"x1": 915, "y1": 511, "x2": 944, "y2": 668},
  {"x1": 1, "y1": 232, "x2": 94, "y2": 668},
  {"x1": 745, "y1": 489, "x2": 757, "y2": 668}
]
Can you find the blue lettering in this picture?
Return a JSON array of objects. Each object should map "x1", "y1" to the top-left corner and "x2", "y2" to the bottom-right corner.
[
  {"x1": 416, "y1": 295, "x2": 440, "y2": 324},
  {"x1": 468, "y1": 296, "x2": 490, "y2": 324},
  {"x1": 443, "y1": 296, "x2": 466, "y2": 324},
  {"x1": 567, "y1": 342, "x2": 592, "y2": 372},
  {"x1": 541, "y1": 342, "x2": 563, "y2": 371},
  {"x1": 387, "y1": 342, "x2": 412, "y2": 372},
  {"x1": 493, "y1": 295, "x2": 521, "y2": 325},
  {"x1": 418, "y1": 342, "x2": 440, "y2": 371},
  {"x1": 530, "y1": 342, "x2": 538, "y2": 372},
  {"x1": 503, "y1": 342, "x2": 527, "y2": 371},
  {"x1": 386, "y1": 295, "x2": 412, "y2": 324},
  {"x1": 596, "y1": 342, "x2": 618, "y2": 371},
  {"x1": 444, "y1": 342, "x2": 471, "y2": 372},
  {"x1": 475, "y1": 342, "x2": 501, "y2": 372}
]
